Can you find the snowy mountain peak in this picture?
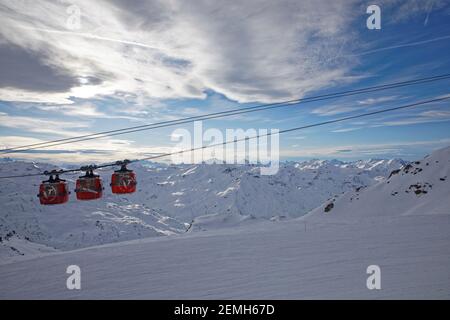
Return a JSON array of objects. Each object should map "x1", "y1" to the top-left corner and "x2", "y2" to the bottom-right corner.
[
  {"x1": 0, "y1": 154, "x2": 410, "y2": 258},
  {"x1": 307, "y1": 146, "x2": 450, "y2": 220},
  {"x1": 294, "y1": 158, "x2": 406, "y2": 171}
]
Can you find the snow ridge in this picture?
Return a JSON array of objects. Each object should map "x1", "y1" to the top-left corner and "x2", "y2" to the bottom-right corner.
[{"x1": 0, "y1": 157, "x2": 405, "y2": 259}]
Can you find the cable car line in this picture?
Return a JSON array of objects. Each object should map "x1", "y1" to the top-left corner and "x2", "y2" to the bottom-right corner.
[
  {"x1": 132, "y1": 95, "x2": 450, "y2": 162},
  {"x1": 2, "y1": 73, "x2": 450, "y2": 155},
  {"x1": 3, "y1": 73, "x2": 449, "y2": 154},
  {"x1": 1, "y1": 95, "x2": 448, "y2": 181}
]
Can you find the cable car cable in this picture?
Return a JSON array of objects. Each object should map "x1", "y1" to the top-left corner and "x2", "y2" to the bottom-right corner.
[
  {"x1": 132, "y1": 96, "x2": 450, "y2": 163},
  {"x1": 0, "y1": 95, "x2": 448, "y2": 180},
  {"x1": 1, "y1": 73, "x2": 450, "y2": 155}
]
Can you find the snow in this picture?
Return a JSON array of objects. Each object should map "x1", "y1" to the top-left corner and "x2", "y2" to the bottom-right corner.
[
  {"x1": 0, "y1": 214, "x2": 448, "y2": 299},
  {"x1": 0, "y1": 157, "x2": 404, "y2": 256},
  {"x1": 0, "y1": 235, "x2": 57, "y2": 263},
  {"x1": 0, "y1": 148, "x2": 448, "y2": 299},
  {"x1": 306, "y1": 146, "x2": 450, "y2": 221}
]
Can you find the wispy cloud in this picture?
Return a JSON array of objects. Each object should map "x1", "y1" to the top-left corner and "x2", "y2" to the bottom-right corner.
[
  {"x1": 0, "y1": 112, "x2": 90, "y2": 137},
  {"x1": 345, "y1": 34, "x2": 450, "y2": 58},
  {"x1": 34, "y1": 103, "x2": 147, "y2": 121},
  {"x1": 0, "y1": 133, "x2": 173, "y2": 163},
  {"x1": 0, "y1": 0, "x2": 363, "y2": 104},
  {"x1": 331, "y1": 127, "x2": 362, "y2": 133},
  {"x1": 311, "y1": 95, "x2": 402, "y2": 117},
  {"x1": 0, "y1": 1, "x2": 448, "y2": 163},
  {"x1": 373, "y1": 107, "x2": 450, "y2": 127},
  {"x1": 281, "y1": 138, "x2": 450, "y2": 158},
  {"x1": 289, "y1": 136, "x2": 307, "y2": 140},
  {"x1": 311, "y1": 104, "x2": 360, "y2": 117},
  {"x1": 356, "y1": 96, "x2": 399, "y2": 105}
]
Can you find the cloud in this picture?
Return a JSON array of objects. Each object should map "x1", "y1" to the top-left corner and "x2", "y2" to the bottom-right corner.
[
  {"x1": 0, "y1": 1, "x2": 446, "y2": 106},
  {"x1": 37, "y1": 103, "x2": 106, "y2": 117},
  {"x1": 0, "y1": 88, "x2": 75, "y2": 104},
  {"x1": 375, "y1": 107, "x2": 450, "y2": 127},
  {"x1": 34, "y1": 103, "x2": 147, "y2": 121},
  {"x1": 311, "y1": 104, "x2": 358, "y2": 116},
  {"x1": 281, "y1": 138, "x2": 450, "y2": 158},
  {"x1": 378, "y1": 0, "x2": 449, "y2": 24},
  {"x1": 0, "y1": 132, "x2": 173, "y2": 163},
  {"x1": 420, "y1": 110, "x2": 450, "y2": 117},
  {"x1": 0, "y1": 0, "x2": 364, "y2": 105},
  {"x1": 356, "y1": 96, "x2": 399, "y2": 105},
  {"x1": 0, "y1": 42, "x2": 80, "y2": 92},
  {"x1": 0, "y1": 113, "x2": 90, "y2": 136},
  {"x1": 312, "y1": 95, "x2": 402, "y2": 116},
  {"x1": 0, "y1": 136, "x2": 45, "y2": 148},
  {"x1": 344, "y1": 35, "x2": 450, "y2": 59},
  {"x1": 289, "y1": 136, "x2": 307, "y2": 140},
  {"x1": 331, "y1": 127, "x2": 362, "y2": 133},
  {"x1": 0, "y1": 1, "x2": 448, "y2": 163}
]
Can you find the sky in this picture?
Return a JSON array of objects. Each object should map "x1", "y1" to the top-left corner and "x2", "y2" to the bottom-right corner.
[{"x1": 0, "y1": 0, "x2": 450, "y2": 164}]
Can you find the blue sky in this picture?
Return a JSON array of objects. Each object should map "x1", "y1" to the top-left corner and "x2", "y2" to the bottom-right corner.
[{"x1": 0, "y1": 0, "x2": 449, "y2": 163}]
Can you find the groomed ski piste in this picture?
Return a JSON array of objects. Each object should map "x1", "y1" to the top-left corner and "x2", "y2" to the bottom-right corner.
[{"x1": 0, "y1": 146, "x2": 449, "y2": 299}]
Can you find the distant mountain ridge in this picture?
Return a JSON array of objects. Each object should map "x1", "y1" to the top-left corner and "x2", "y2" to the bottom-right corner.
[
  {"x1": 0, "y1": 155, "x2": 408, "y2": 259},
  {"x1": 306, "y1": 146, "x2": 450, "y2": 221}
]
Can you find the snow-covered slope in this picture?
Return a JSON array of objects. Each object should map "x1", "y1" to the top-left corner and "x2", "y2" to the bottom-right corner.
[
  {"x1": 0, "y1": 201, "x2": 448, "y2": 299},
  {"x1": 306, "y1": 146, "x2": 450, "y2": 221},
  {"x1": 0, "y1": 148, "x2": 448, "y2": 299},
  {"x1": 0, "y1": 158, "x2": 404, "y2": 258}
]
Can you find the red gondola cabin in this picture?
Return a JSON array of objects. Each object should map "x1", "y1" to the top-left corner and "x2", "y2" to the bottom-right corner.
[
  {"x1": 75, "y1": 170, "x2": 103, "y2": 200},
  {"x1": 111, "y1": 165, "x2": 137, "y2": 194},
  {"x1": 38, "y1": 175, "x2": 69, "y2": 205}
]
